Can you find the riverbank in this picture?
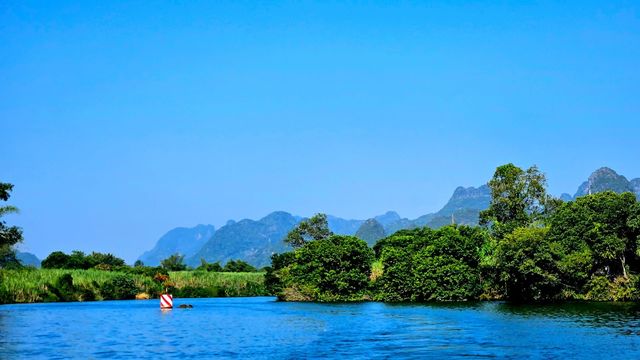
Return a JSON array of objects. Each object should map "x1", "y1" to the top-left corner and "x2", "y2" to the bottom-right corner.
[{"x1": 0, "y1": 269, "x2": 268, "y2": 304}]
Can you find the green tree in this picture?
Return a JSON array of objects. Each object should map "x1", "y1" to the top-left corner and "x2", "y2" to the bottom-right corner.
[
  {"x1": 479, "y1": 164, "x2": 549, "y2": 238},
  {"x1": 223, "y1": 259, "x2": 257, "y2": 272},
  {"x1": 134, "y1": 260, "x2": 144, "y2": 267},
  {"x1": 494, "y1": 226, "x2": 561, "y2": 301},
  {"x1": 375, "y1": 225, "x2": 488, "y2": 301},
  {"x1": 270, "y1": 235, "x2": 374, "y2": 301},
  {"x1": 284, "y1": 213, "x2": 332, "y2": 248},
  {"x1": 264, "y1": 252, "x2": 296, "y2": 295},
  {"x1": 100, "y1": 274, "x2": 139, "y2": 300},
  {"x1": 161, "y1": 253, "x2": 187, "y2": 271},
  {"x1": 198, "y1": 258, "x2": 223, "y2": 272},
  {"x1": 0, "y1": 182, "x2": 23, "y2": 268},
  {"x1": 85, "y1": 252, "x2": 126, "y2": 269},
  {"x1": 41, "y1": 251, "x2": 71, "y2": 269},
  {"x1": 547, "y1": 191, "x2": 639, "y2": 282}
]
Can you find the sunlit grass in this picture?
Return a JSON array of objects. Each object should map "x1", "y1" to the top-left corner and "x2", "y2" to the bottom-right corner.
[
  {"x1": 0, "y1": 269, "x2": 267, "y2": 304},
  {"x1": 169, "y1": 271, "x2": 268, "y2": 297}
]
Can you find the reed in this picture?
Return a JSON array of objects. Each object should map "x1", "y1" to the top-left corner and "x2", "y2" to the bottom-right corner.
[
  {"x1": 0, "y1": 269, "x2": 267, "y2": 304},
  {"x1": 169, "y1": 271, "x2": 268, "y2": 297}
]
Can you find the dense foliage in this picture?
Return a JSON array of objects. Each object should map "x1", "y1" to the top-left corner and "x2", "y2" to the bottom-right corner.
[
  {"x1": 160, "y1": 253, "x2": 188, "y2": 271},
  {"x1": 269, "y1": 164, "x2": 640, "y2": 303},
  {"x1": 284, "y1": 213, "x2": 332, "y2": 248},
  {"x1": 0, "y1": 182, "x2": 24, "y2": 269},
  {"x1": 267, "y1": 235, "x2": 374, "y2": 301},
  {"x1": 374, "y1": 226, "x2": 488, "y2": 301},
  {"x1": 41, "y1": 251, "x2": 126, "y2": 270},
  {"x1": 479, "y1": 163, "x2": 550, "y2": 239}
]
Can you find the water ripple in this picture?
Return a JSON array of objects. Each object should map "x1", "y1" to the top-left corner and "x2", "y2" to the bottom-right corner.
[{"x1": 2, "y1": 298, "x2": 640, "y2": 359}]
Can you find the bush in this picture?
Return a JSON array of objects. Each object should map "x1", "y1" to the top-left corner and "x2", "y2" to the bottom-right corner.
[
  {"x1": 223, "y1": 259, "x2": 257, "y2": 273},
  {"x1": 100, "y1": 274, "x2": 139, "y2": 300},
  {"x1": 271, "y1": 235, "x2": 374, "y2": 301},
  {"x1": 375, "y1": 225, "x2": 487, "y2": 302}
]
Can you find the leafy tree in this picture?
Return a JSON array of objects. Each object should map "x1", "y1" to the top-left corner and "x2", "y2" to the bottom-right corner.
[
  {"x1": 223, "y1": 259, "x2": 257, "y2": 272},
  {"x1": 41, "y1": 250, "x2": 126, "y2": 270},
  {"x1": 375, "y1": 225, "x2": 488, "y2": 301},
  {"x1": 0, "y1": 182, "x2": 23, "y2": 268},
  {"x1": 134, "y1": 260, "x2": 144, "y2": 267},
  {"x1": 284, "y1": 213, "x2": 332, "y2": 248},
  {"x1": 480, "y1": 164, "x2": 549, "y2": 238},
  {"x1": 547, "y1": 191, "x2": 639, "y2": 282},
  {"x1": 86, "y1": 252, "x2": 125, "y2": 268},
  {"x1": 41, "y1": 251, "x2": 71, "y2": 269},
  {"x1": 161, "y1": 253, "x2": 187, "y2": 271},
  {"x1": 494, "y1": 226, "x2": 561, "y2": 301},
  {"x1": 198, "y1": 258, "x2": 223, "y2": 272},
  {"x1": 100, "y1": 274, "x2": 139, "y2": 300},
  {"x1": 67, "y1": 250, "x2": 88, "y2": 269},
  {"x1": 270, "y1": 235, "x2": 374, "y2": 301},
  {"x1": 264, "y1": 252, "x2": 296, "y2": 295}
]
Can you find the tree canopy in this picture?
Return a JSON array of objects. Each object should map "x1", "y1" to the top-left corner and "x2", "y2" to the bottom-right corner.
[
  {"x1": 41, "y1": 251, "x2": 126, "y2": 270},
  {"x1": 160, "y1": 253, "x2": 187, "y2": 271},
  {"x1": 0, "y1": 182, "x2": 24, "y2": 269},
  {"x1": 284, "y1": 213, "x2": 332, "y2": 248},
  {"x1": 479, "y1": 164, "x2": 549, "y2": 238}
]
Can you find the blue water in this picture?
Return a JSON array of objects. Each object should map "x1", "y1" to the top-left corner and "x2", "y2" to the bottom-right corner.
[{"x1": 1, "y1": 297, "x2": 640, "y2": 359}]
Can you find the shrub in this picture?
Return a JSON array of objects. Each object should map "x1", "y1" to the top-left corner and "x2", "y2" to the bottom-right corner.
[{"x1": 100, "y1": 274, "x2": 139, "y2": 300}]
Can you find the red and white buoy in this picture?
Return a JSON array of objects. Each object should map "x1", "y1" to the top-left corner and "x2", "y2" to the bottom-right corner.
[{"x1": 160, "y1": 294, "x2": 173, "y2": 309}]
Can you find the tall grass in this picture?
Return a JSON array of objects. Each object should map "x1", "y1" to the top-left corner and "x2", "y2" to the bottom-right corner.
[
  {"x1": 169, "y1": 271, "x2": 268, "y2": 297},
  {"x1": 0, "y1": 269, "x2": 268, "y2": 304},
  {"x1": 0, "y1": 269, "x2": 158, "y2": 304}
]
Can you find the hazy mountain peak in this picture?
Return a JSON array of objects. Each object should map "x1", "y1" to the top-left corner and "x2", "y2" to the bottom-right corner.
[
  {"x1": 574, "y1": 167, "x2": 633, "y2": 198},
  {"x1": 631, "y1": 178, "x2": 640, "y2": 194},
  {"x1": 260, "y1": 211, "x2": 296, "y2": 225},
  {"x1": 439, "y1": 185, "x2": 491, "y2": 216},
  {"x1": 559, "y1": 193, "x2": 573, "y2": 202},
  {"x1": 355, "y1": 219, "x2": 386, "y2": 246},
  {"x1": 138, "y1": 224, "x2": 215, "y2": 266},
  {"x1": 374, "y1": 211, "x2": 401, "y2": 227}
]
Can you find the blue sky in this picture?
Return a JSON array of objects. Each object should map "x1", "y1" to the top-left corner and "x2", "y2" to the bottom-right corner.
[{"x1": 2, "y1": 1, "x2": 639, "y2": 262}]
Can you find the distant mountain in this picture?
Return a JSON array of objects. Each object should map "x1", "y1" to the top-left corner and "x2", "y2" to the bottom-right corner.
[
  {"x1": 374, "y1": 211, "x2": 402, "y2": 228},
  {"x1": 384, "y1": 185, "x2": 491, "y2": 233},
  {"x1": 16, "y1": 251, "x2": 40, "y2": 267},
  {"x1": 437, "y1": 185, "x2": 491, "y2": 216},
  {"x1": 140, "y1": 166, "x2": 640, "y2": 269},
  {"x1": 187, "y1": 212, "x2": 300, "y2": 268},
  {"x1": 631, "y1": 178, "x2": 640, "y2": 196},
  {"x1": 138, "y1": 224, "x2": 215, "y2": 266},
  {"x1": 326, "y1": 215, "x2": 363, "y2": 236},
  {"x1": 574, "y1": 167, "x2": 635, "y2": 198},
  {"x1": 355, "y1": 219, "x2": 386, "y2": 246},
  {"x1": 559, "y1": 193, "x2": 573, "y2": 202},
  {"x1": 384, "y1": 218, "x2": 417, "y2": 235}
]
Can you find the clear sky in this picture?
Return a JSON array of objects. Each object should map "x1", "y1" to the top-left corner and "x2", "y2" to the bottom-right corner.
[{"x1": 2, "y1": 1, "x2": 639, "y2": 262}]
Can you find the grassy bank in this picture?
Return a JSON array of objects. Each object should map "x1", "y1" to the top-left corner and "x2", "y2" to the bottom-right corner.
[
  {"x1": 169, "y1": 271, "x2": 269, "y2": 297},
  {"x1": 0, "y1": 269, "x2": 267, "y2": 304}
]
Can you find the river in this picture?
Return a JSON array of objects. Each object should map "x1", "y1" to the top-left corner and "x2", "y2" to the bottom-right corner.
[{"x1": 1, "y1": 297, "x2": 640, "y2": 359}]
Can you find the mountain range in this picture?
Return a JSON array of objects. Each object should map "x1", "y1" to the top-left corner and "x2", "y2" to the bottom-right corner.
[
  {"x1": 138, "y1": 167, "x2": 640, "y2": 268},
  {"x1": 138, "y1": 224, "x2": 215, "y2": 266}
]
